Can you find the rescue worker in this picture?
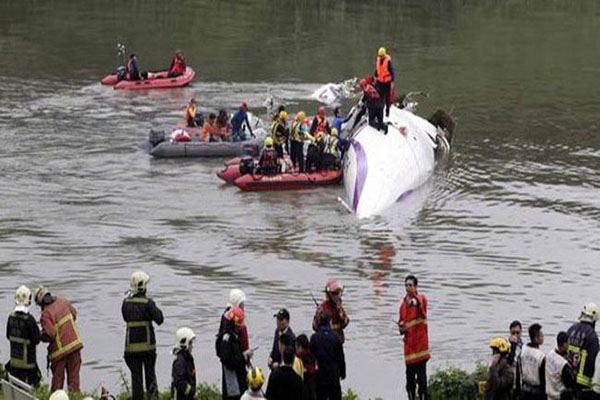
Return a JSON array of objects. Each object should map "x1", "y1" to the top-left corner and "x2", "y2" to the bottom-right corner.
[
  {"x1": 201, "y1": 113, "x2": 218, "y2": 142},
  {"x1": 34, "y1": 286, "x2": 83, "y2": 393},
  {"x1": 289, "y1": 111, "x2": 313, "y2": 172},
  {"x1": 508, "y1": 320, "x2": 524, "y2": 399},
  {"x1": 567, "y1": 303, "x2": 599, "y2": 399},
  {"x1": 312, "y1": 279, "x2": 350, "y2": 345},
  {"x1": 521, "y1": 323, "x2": 546, "y2": 399},
  {"x1": 216, "y1": 110, "x2": 232, "y2": 141},
  {"x1": 546, "y1": 331, "x2": 576, "y2": 400},
  {"x1": 310, "y1": 107, "x2": 331, "y2": 137},
  {"x1": 265, "y1": 346, "x2": 303, "y2": 400},
  {"x1": 321, "y1": 128, "x2": 341, "y2": 171},
  {"x1": 358, "y1": 76, "x2": 385, "y2": 133},
  {"x1": 270, "y1": 111, "x2": 290, "y2": 159},
  {"x1": 168, "y1": 50, "x2": 186, "y2": 78},
  {"x1": 217, "y1": 289, "x2": 249, "y2": 357},
  {"x1": 257, "y1": 137, "x2": 279, "y2": 175},
  {"x1": 241, "y1": 367, "x2": 266, "y2": 400},
  {"x1": 122, "y1": 270, "x2": 164, "y2": 400},
  {"x1": 331, "y1": 107, "x2": 345, "y2": 133},
  {"x1": 304, "y1": 134, "x2": 323, "y2": 173},
  {"x1": 185, "y1": 98, "x2": 204, "y2": 128},
  {"x1": 219, "y1": 307, "x2": 253, "y2": 400},
  {"x1": 268, "y1": 308, "x2": 296, "y2": 370},
  {"x1": 310, "y1": 314, "x2": 346, "y2": 400},
  {"x1": 231, "y1": 103, "x2": 254, "y2": 142},
  {"x1": 5, "y1": 286, "x2": 42, "y2": 387},
  {"x1": 171, "y1": 327, "x2": 196, "y2": 400},
  {"x1": 374, "y1": 47, "x2": 395, "y2": 117},
  {"x1": 398, "y1": 275, "x2": 430, "y2": 400},
  {"x1": 296, "y1": 334, "x2": 318, "y2": 400},
  {"x1": 127, "y1": 54, "x2": 141, "y2": 81},
  {"x1": 484, "y1": 337, "x2": 515, "y2": 400}
]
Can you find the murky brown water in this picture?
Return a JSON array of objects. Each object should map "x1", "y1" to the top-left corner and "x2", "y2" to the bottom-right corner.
[{"x1": 1, "y1": 1, "x2": 599, "y2": 398}]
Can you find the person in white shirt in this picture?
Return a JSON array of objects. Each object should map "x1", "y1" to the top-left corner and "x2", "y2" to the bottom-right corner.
[
  {"x1": 521, "y1": 323, "x2": 546, "y2": 399},
  {"x1": 545, "y1": 331, "x2": 576, "y2": 400}
]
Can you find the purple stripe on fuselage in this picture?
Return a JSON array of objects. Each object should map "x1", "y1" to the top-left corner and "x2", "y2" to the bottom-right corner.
[{"x1": 351, "y1": 140, "x2": 368, "y2": 211}]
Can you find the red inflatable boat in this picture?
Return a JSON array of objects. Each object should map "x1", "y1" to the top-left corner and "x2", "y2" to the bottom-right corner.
[
  {"x1": 217, "y1": 156, "x2": 292, "y2": 183},
  {"x1": 233, "y1": 170, "x2": 342, "y2": 192},
  {"x1": 101, "y1": 67, "x2": 195, "y2": 90}
]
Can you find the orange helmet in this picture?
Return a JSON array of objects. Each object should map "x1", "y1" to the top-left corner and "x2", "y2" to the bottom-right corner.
[{"x1": 225, "y1": 306, "x2": 245, "y2": 326}]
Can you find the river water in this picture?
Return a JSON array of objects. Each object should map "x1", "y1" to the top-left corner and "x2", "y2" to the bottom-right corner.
[{"x1": 1, "y1": 1, "x2": 599, "y2": 398}]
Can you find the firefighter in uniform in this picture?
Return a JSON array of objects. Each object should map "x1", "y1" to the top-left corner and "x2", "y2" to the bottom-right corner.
[
  {"x1": 312, "y1": 279, "x2": 350, "y2": 345},
  {"x1": 122, "y1": 270, "x2": 164, "y2": 400},
  {"x1": 171, "y1": 327, "x2": 197, "y2": 400},
  {"x1": 321, "y1": 128, "x2": 341, "y2": 170},
  {"x1": 399, "y1": 275, "x2": 430, "y2": 400},
  {"x1": 289, "y1": 111, "x2": 313, "y2": 172},
  {"x1": 34, "y1": 285, "x2": 83, "y2": 392},
  {"x1": 567, "y1": 303, "x2": 599, "y2": 399},
  {"x1": 5, "y1": 286, "x2": 42, "y2": 386},
  {"x1": 270, "y1": 111, "x2": 290, "y2": 159}
]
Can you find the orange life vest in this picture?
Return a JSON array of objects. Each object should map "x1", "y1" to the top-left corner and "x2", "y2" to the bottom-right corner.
[
  {"x1": 376, "y1": 55, "x2": 392, "y2": 83},
  {"x1": 315, "y1": 116, "x2": 328, "y2": 134},
  {"x1": 399, "y1": 294, "x2": 430, "y2": 365},
  {"x1": 41, "y1": 298, "x2": 83, "y2": 362}
]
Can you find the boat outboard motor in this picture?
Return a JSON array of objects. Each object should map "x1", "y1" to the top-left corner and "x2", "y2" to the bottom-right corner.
[
  {"x1": 116, "y1": 66, "x2": 127, "y2": 82},
  {"x1": 148, "y1": 130, "x2": 166, "y2": 148},
  {"x1": 239, "y1": 156, "x2": 254, "y2": 175}
]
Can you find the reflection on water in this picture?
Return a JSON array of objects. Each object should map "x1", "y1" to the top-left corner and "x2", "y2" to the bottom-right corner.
[{"x1": 1, "y1": 0, "x2": 600, "y2": 398}]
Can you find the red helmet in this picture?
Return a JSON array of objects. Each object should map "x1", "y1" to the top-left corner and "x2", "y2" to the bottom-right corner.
[
  {"x1": 325, "y1": 279, "x2": 343, "y2": 294},
  {"x1": 225, "y1": 306, "x2": 245, "y2": 326},
  {"x1": 318, "y1": 106, "x2": 326, "y2": 116}
]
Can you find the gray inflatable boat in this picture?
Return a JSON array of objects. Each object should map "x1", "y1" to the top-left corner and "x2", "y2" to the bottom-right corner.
[{"x1": 146, "y1": 130, "x2": 264, "y2": 158}]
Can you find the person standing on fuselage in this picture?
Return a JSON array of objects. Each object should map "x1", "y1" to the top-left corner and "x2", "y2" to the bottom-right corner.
[{"x1": 374, "y1": 47, "x2": 395, "y2": 117}]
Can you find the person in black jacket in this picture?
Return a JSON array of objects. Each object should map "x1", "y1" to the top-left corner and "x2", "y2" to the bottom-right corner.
[
  {"x1": 266, "y1": 346, "x2": 303, "y2": 400},
  {"x1": 296, "y1": 334, "x2": 318, "y2": 400},
  {"x1": 122, "y1": 271, "x2": 164, "y2": 400},
  {"x1": 268, "y1": 308, "x2": 296, "y2": 370},
  {"x1": 567, "y1": 303, "x2": 599, "y2": 399},
  {"x1": 310, "y1": 314, "x2": 346, "y2": 400},
  {"x1": 171, "y1": 327, "x2": 197, "y2": 400},
  {"x1": 220, "y1": 307, "x2": 253, "y2": 400},
  {"x1": 5, "y1": 286, "x2": 42, "y2": 387}
]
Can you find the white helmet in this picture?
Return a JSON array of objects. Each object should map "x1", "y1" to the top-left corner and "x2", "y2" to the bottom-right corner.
[
  {"x1": 49, "y1": 390, "x2": 69, "y2": 400},
  {"x1": 15, "y1": 286, "x2": 32, "y2": 307},
  {"x1": 130, "y1": 270, "x2": 150, "y2": 293},
  {"x1": 175, "y1": 327, "x2": 196, "y2": 351},
  {"x1": 581, "y1": 303, "x2": 599, "y2": 321},
  {"x1": 228, "y1": 289, "x2": 246, "y2": 308}
]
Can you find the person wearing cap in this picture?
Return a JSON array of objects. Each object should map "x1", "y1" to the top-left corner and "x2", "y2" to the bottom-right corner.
[
  {"x1": 217, "y1": 289, "x2": 250, "y2": 357},
  {"x1": 122, "y1": 271, "x2": 164, "y2": 400},
  {"x1": 268, "y1": 308, "x2": 296, "y2": 370},
  {"x1": 270, "y1": 111, "x2": 290, "y2": 159},
  {"x1": 219, "y1": 306, "x2": 253, "y2": 400},
  {"x1": 185, "y1": 98, "x2": 204, "y2": 128},
  {"x1": 374, "y1": 47, "x2": 395, "y2": 117},
  {"x1": 34, "y1": 285, "x2": 83, "y2": 392},
  {"x1": 312, "y1": 279, "x2": 349, "y2": 345},
  {"x1": 241, "y1": 367, "x2": 266, "y2": 400},
  {"x1": 484, "y1": 337, "x2": 514, "y2": 400},
  {"x1": 289, "y1": 111, "x2": 313, "y2": 173},
  {"x1": 5, "y1": 285, "x2": 42, "y2": 387},
  {"x1": 399, "y1": 274, "x2": 430, "y2": 400},
  {"x1": 168, "y1": 49, "x2": 186, "y2": 78},
  {"x1": 266, "y1": 346, "x2": 303, "y2": 400},
  {"x1": 567, "y1": 303, "x2": 599, "y2": 398},
  {"x1": 310, "y1": 314, "x2": 345, "y2": 400},
  {"x1": 546, "y1": 331, "x2": 576, "y2": 400},
  {"x1": 231, "y1": 103, "x2": 254, "y2": 142}
]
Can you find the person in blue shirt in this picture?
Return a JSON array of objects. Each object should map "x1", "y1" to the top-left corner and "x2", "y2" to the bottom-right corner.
[
  {"x1": 331, "y1": 107, "x2": 345, "y2": 132},
  {"x1": 231, "y1": 102, "x2": 254, "y2": 142},
  {"x1": 127, "y1": 54, "x2": 140, "y2": 81}
]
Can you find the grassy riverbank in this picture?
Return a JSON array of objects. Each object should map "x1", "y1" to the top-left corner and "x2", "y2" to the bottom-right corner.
[{"x1": 0, "y1": 363, "x2": 488, "y2": 399}]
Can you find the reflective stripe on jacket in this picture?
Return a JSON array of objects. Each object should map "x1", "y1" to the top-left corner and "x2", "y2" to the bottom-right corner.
[
  {"x1": 567, "y1": 321, "x2": 599, "y2": 387},
  {"x1": 40, "y1": 297, "x2": 83, "y2": 362},
  {"x1": 399, "y1": 294, "x2": 430, "y2": 365},
  {"x1": 7, "y1": 312, "x2": 40, "y2": 370},
  {"x1": 122, "y1": 295, "x2": 164, "y2": 354}
]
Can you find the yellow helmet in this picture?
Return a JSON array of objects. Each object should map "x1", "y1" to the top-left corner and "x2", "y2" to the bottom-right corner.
[
  {"x1": 295, "y1": 111, "x2": 306, "y2": 122},
  {"x1": 130, "y1": 270, "x2": 150, "y2": 293},
  {"x1": 279, "y1": 111, "x2": 289, "y2": 121},
  {"x1": 331, "y1": 128, "x2": 338, "y2": 137},
  {"x1": 265, "y1": 137, "x2": 274, "y2": 147},
  {"x1": 15, "y1": 285, "x2": 32, "y2": 307},
  {"x1": 378, "y1": 47, "x2": 387, "y2": 57},
  {"x1": 489, "y1": 337, "x2": 510, "y2": 353},
  {"x1": 247, "y1": 367, "x2": 265, "y2": 390}
]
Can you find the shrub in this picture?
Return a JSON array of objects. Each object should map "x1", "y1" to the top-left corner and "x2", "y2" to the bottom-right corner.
[{"x1": 429, "y1": 364, "x2": 487, "y2": 400}]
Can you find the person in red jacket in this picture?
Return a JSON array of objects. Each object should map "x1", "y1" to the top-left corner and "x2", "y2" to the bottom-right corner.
[
  {"x1": 399, "y1": 275, "x2": 430, "y2": 400},
  {"x1": 312, "y1": 279, "x2": 350, "y2": 345},
  {"x1": 168, "y1": 50, "x2": 186, "y2": 78},
  {"x1": 34, "y1": 286, "x2": 83, "y2": 393}
]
